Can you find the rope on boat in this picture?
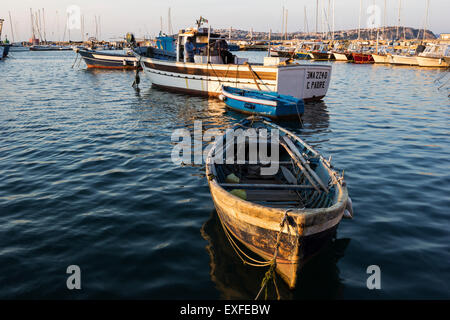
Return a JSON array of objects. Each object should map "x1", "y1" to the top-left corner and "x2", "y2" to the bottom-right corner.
[
  {"x1": 244, "y1": 62, "x2": 262, "y2": 91},
  {"x1": 218, "y1": 206, "x2": 300, "y2": 299},
  {"x1": 218, "y1": 213, "x2": 272, "y2": 267},
  {"x1": 254, "y1": 209, "x2": 299, "y2": 300},
  {"x1": 71, "y1": 53, "x2": 79, "y2": 69}
]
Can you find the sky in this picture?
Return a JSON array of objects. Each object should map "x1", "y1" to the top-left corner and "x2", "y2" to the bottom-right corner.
[{"x1": 0, "y1": 0, "x2": 448, "y2": 42}]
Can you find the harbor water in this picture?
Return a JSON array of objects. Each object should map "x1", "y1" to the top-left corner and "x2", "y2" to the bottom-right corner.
[{"x1": 0, "y1": 50, "x2": 449, "y2": 299}]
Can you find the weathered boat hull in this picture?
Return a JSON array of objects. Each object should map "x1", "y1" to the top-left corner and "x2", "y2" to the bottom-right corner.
[
  {"x1": 137, "y1": 56, "x2": 332, "y2": 102},
  {"x1": 391, "y1": 54, "x2": 418, "y2": 66},
  {"x1": 209, "y1": 180, "x2": 347, "y2": 288},
  {"x1": 205, "y1": 118, "x2": 349, "y2": 288},
  {"x1": 78, "y1": 49, "x2": 140, "y2": 70},
  {"x1": 416, "y1": 56, "x2": 449, "y2": 68}
]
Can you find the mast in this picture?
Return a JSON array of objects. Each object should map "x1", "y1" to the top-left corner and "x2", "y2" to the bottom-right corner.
[
  {"x1": 332, "y1": 0, "x2": 335, "y2": 41},
  {"x1": 56, "y1": 10, "x2": 59, "y2": 42},
  {"x1": 30, "y1": 8, "x2": 35, "y2": 41},
  {"x1": 281, "y1": 5, "x2": 284, "y2": 40},
  {"x1": 422, "y1": 0, "x2": 430, "y2": 41},
  {"x1": 285, "y1": 9, "x2": 288, "y2": 40},
  {"x1": 168, "y1": 8, "x2": 173, "y2": 35},
  {"x1": 8, "y1": 11, "x2": 15, "y2": 43},
  {"x1": 358, "y1": 0, "x2": 362, "y2": 40},
  {"x1": 43, "y1": 8, "x2": 46, "y2": 42},
  {"x1": 397, "y1": 0, "x2": 401, "y2": 40},
  {"x1": 383, "y1": 0, "x2": 386, "y2": 39},
  {"x1": 315, "y1": 0, "x2": 318, "y2": 34},
  {"x1": 303, "y1": 6, "x2": 306, "y2": 38}
]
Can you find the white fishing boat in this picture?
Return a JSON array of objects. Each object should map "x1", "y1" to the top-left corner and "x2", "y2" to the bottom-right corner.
[
  {"x1": 332, "y1": 52, "x2": 348, "y2": 61},
  {"x1": 391, "y1": 54, "x2": 418, "y2": 66},
  {"x1": 372, "y1": 53, "x2": 391, "y2": 64},
  {"x1": 134, "y1": 20, "x2": 332, "y2": 102},
  {"x1": 416, "y1": 44, "x2": 450, "y2": 68}
]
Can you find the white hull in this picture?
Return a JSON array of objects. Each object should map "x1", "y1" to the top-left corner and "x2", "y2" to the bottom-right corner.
[
  {"x1": 372, "y1": 53, "x2": 391, "y2": 64},
  {"x1": 416, "y1": 56, "x2": 449, "y2": 68},
  {"x1": 391, "y1": 54, "x2": 418, "y2": 66},
  {"x1": 333, "y1": 53, "x2": 348, "y2": 61},
  {"x1": 137, "y1": 56, "x2": 332, "y2": 101}
]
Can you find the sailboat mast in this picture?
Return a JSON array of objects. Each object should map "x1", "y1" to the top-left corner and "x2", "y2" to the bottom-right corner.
[
  {"x1": 332, "y1": 0, "x2": 335, "y2": 41},
  {"x1": 383, "y1": 0, "x2": 386, "y2": 39},
  {"x1": 423, "y1": 0, "x2": 429, "y2": 41},
  {"x1": 315, "y1": 0, "x2": 318, "y2": 34},
  {"x1": 8, "y1": 11, "x2": 15, "y2": 43},
  {"x1": 285, "y1": 9, "x2": 288, "y2": 40},
  {"x1": 358, "y1": 0, "x2": 362, "y2": 40},
  {"x1": 397, "y1": 0, "x2": 401, "y2": 40},
  {"x1": 43, "y1": 8, "x2": 47, "y2": 42}
]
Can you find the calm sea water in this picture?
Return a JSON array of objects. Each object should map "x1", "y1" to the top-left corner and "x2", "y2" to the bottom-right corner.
[{"x1": 0, "y1": 50, "x2": 449, "y2": 299}]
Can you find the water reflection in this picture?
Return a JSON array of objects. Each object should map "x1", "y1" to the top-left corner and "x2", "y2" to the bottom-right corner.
[{"x1": 201, "y1": 211, "x2": 350, "y2": 300}]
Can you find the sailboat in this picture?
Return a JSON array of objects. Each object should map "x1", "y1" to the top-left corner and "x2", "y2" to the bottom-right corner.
[
  {"x1": 0, "y1": 18, "x2": 11, "y2": 59},
  {"x1": 416, "y1": 44, "x2": 450, "y2": 68}
]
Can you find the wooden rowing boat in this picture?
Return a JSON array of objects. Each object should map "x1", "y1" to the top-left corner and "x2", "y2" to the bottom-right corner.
[
  {"x1": 205, "y1": 117, "x2": 352, "y2": 289},
  {"x1": 220, "y1": 85, "x2": 304, "y2": 119}
]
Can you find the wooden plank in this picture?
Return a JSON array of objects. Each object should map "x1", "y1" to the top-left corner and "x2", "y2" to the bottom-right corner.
[
  {"x1": 219, "y1": 183, "x2": 316, "y2": 190},
  {"x1": 246, "y1": 190, "x2": 299, "y2": 202},
  {"x1": 279, "y1": 139, "x2": 321, "y2": 193},
  {"x1": 282, "y1": 135, "x2": 329, "y2": 193}
]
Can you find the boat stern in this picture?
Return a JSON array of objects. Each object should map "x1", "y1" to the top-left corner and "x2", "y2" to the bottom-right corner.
[{"x1": 276, "y1": 65, "x2": 332, "y2": 102}]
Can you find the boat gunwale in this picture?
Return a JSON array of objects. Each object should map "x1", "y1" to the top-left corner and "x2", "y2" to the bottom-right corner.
[
  {"x1": 205, "y1": 118, "x2": 348, "y2": 231},
  {"x1": 135, "y1": 52, "x2": 333, "y2": 72}
]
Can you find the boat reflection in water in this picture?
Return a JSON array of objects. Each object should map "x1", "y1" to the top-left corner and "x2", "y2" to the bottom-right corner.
[{"x1": 201, "y1": 211, "x2": 350, "y2": 299}]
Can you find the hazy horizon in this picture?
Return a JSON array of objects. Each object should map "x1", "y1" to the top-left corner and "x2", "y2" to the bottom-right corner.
[{"x1": 1, "y1": 0, "x2": 448, "y2": 42}]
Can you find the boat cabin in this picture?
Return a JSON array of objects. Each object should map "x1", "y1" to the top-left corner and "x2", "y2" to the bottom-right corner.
[
  {"x1": 419, "y1": 44, "x2": 450, "y2": 58},
  {"x1": 176, "y1": 27, "x2": 247, "y2": 65}
]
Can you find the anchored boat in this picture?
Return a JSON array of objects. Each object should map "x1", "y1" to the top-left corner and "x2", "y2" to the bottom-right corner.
[
  {"x1": 220, "y1": 85, "x2": 304, "y2": 119},
  {"x1": 77, "y1": 49, "x2": 140, "y2": 70},
  {"x1": 206, "y1": 117, "x2": 352, "y2": 288},
  {"x1": 134, "y1": 20, "x2": 332, "y2": 102},
  {"x1": 416, "y1": 44, "x2": 450, "y2": 68},
  {"x1": 351, "y1": 52, "x2": 374, "y2": 64}
]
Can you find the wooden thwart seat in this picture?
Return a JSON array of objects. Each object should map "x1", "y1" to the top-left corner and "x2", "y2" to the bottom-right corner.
[{"x1": 219, "y1": 183, "x2": 315, "y2": 190}]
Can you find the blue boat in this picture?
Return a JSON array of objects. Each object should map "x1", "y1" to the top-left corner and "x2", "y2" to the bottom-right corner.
[{"x1": 221, "y1": 86, "x2": 304, "y2": 119}]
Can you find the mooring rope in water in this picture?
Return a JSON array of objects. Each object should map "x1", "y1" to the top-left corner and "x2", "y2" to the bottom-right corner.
[
  {"x1": 71, "y1": 53, "x2": 79, "y2": 69},
  {"x1": 254, "y1": 209, "x2": 297, "y2": 300},
  {"x1": 218, "y1": 214, "x2": 272, "y2": 267}
]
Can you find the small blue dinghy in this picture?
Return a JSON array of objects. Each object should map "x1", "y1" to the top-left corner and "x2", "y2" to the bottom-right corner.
[{"x1": 220, "y1": 86, "x2": 304, "y2": 119}]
